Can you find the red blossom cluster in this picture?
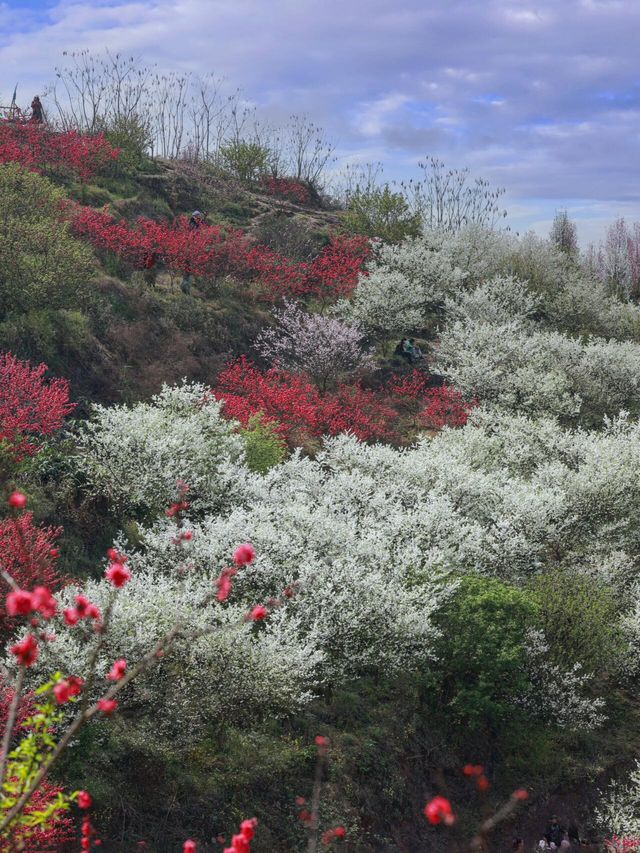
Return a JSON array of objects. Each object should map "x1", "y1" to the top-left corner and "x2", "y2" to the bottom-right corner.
[
  {"x1": 63, "y1": 593, "x2": 101, "y2": 627},
  {"x1": 6, "y1": 781, "x2": 76, "y2": 851},
  {"x1": 215, "y1": 357, "x2": 398, "y2": 444},
  {"x1": 0, "y1": 122, "x2": 119, "y2": 180},
  {"x1": 214, "y1": 817, "x2": 257, "y2": 853},
  {"x1": 423, "y1": 796, "x2": 455, "y2": 826},
  {"x1": 0, "y1": 352, "x2": 74, "y2": 460},
  {"x1": 321, "y1": 826, "x2": 346, "y2": 845},
  {"x1": 0, "y1": 512, "x2": 64, "y2": 638},
  {"x1": 261, "y1": 176, "x2": 311, "y2": 205},
  {"x1": 605, "y1": 838, "x2": 640, "y2": 852},
  {"x1": 462, "y1": 763, "x2": 490, "y2": 791},
  {"x1": 77, "y1": 789, "x2": 101, "y2": 850},
  {"x1": 419, "y1": 386, "x2": 477, "y2": 430},
  {"x1": 69, "y1": 204, "x2": 368, "y2": 301},
  {"x1": 302, "y1": 235, "x2": 371, "y2": 302},
  {"x1": 53, "y1": 675, "x2": 83, "y2": 705}
]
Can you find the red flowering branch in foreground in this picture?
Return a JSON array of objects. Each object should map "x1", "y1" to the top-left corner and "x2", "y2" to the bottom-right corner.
[
  {"x1": 0, "y1": 486, "x2": 286, "y2": 847},
  {"x1": 0, "y1": 123, "x2": 119, "y2": 180}
]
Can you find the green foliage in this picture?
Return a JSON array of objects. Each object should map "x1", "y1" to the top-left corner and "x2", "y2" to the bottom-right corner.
[
  {"x1": 219, "y1": 140, "x2": 271, "y2": 183},
  {"x1": 344, "y1": 184, "x2": 422, "y2": 242},
  {"x1": 1, "y1": 674, "x2": 75, "y2": 842},
  {"x1": 529, "y1": 569, "x2": 624, "y2": 675},
  {"x1": 103, "y1": 114, "x2": 153, "y2": 175},
  {"x1": 0, "y1": 164, "x2": 94, "y2": 319},
  {"x1": 240, "y1": 413, "x2": 287, "y2": 473},
  {"x1": 433, "y1": 575, "x2": 537, "y2": 730}
]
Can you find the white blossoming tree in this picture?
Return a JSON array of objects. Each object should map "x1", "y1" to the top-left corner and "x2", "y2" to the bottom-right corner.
[{"x1": 74, "y1": 382, "x2": 247, "y2": 516}]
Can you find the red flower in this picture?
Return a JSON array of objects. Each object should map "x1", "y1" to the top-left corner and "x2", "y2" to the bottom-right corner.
[
  {"x1": 232, "y1": 544, "x2": 256, "y2": 566},
  {"x1": 321, "y1": 826, "x2": 346, "y2": 845},
  {"x1": 423, "y1": 796, "x2": 455, "y2": 826},
  {"x1": 476, "y1": 775, "x2": 490, "y2": 792},
  {"x1": 247, "y1": 605, "x2": 267, "y2": 622},
  {"x1": 11, "y1": 633, "x2": 38, "y2": 667},
  {"x1": 97, "y1": 698, "x2": 117, "y2": 715},
  {"x1": 67, "y1": 676, "x2": 84, "y2": 697},
  {"x1": 107, "y1": 659, "x2": 127, "y2": 682},
  {"x1": 86, "y1": 603, "x2": 101, "y2": 621},
  {"x1": 31, "y1": 586, "x2": 57, "y2": 618},
  {"x1": 215, "y1": 572, "x2": 233, "y2": 602},
  {"x1": 239, "y1": 819, "x2": 257, "y2": 841},
  {"x1": 77, "y1": 790, "x2": 92, "y2": 810},
  {"x1": 105, "y1": 561, "x2": 131, "y2": 588},
  {"x1": 7, "y1": 491, "x2": 27, "y2": 510},
  {"x1": 6, "y1": 589, "x2": 33, "y2": 616},
  {"x1": 315, "y1": 735, "x2": 329, "y2": 747},
  {"x1": 106, "y1": 548, "x2": 128, "y2": 563},
  {"x1": 74, "y1": 594, "x2": 90, "y2": 617},
  {"x1": 183, "y1": 841, "x2": 196, "y2": 853},
  {"x1": 53, "y1": 680, "x2": 74, "y2": 704},
  {"x1": 512, "y1": 788, "x2": 528, "y2": 801},
  {"x1": 63, "y1": 607, "x2": 80, "y2": 626},
  {"x1": 462, "y1": 764, "x2": 475, "y2": 777}
]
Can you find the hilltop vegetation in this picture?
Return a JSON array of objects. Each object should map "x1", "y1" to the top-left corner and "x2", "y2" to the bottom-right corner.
[{"x1": 2, "y1": 57, "x2": 640, "y2": 851}]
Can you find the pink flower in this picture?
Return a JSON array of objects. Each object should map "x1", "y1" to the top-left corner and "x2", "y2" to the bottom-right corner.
[
  {"x1": 239, "y1": 819, "x2": 257, "y2": 841},
  {"x1": 31, "y1": 586, "x2": 57, "y2": 618},
  {"x1": 107, "y1": 659, "x2": 127, "y2": 682},
  {"x1": 77, "y1": 791, "x2": 92, "y2": 810},
  {"x1": 105, "y1": 562, "x2": 131, "y2": 588},
  {"x1": 11, "y1": 633, "x2": 38, "y2": 667},
  {"x1": 215, "y1": 571, "x2": 233, "y2": 602},
  {"x1": 97, "y1": 698, "x2": 117, "y2": 715},
  {"x1": 183, "y1": 842, "x2": 196, "y2": 853},
  {"x1": 232, "y1": 544, "x2": 255, "y2": 566},
  {"x1": 6, "y1": 589, "x2": 33, "y2": 616},
  {"x1": 7, "y1": 491, "x2": 27, "y2": 509}
]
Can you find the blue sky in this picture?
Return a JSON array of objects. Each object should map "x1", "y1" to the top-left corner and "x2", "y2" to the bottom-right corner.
[{"x1": 1, "y1": 0, "x2": 639, "y2": 243}]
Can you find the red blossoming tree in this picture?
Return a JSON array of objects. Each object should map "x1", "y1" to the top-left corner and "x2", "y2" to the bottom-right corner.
[{"x1": 0, "y1": 352, "x2": 74, "y2": 460}]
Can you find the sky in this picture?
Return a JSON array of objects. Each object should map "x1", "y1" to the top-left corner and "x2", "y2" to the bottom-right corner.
[{"x1": 1, "y1": 0, "x2": 639, "y2": 244}]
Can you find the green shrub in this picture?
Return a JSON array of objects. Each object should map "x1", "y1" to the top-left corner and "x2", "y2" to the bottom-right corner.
[
  {"x1": 219, "y1": 140, "x2": 271, "y2": 183},
  {"x1": 344, "y1": 184, "x2": 422, "y2": 242},
  {"x1": 240, "y1": 413, "x2": 287, "y2": 473},
  {"x1": 0, "y1": 164, "x2": 94, "y2": 318},
  {"x1": 433, "y1": 574, "x2": 537, "y2": 730},
  {"x1": 104, "y1": 114, "x2": 153, "y2": 175},
  {"x1": 528, "y1": 569, "x2": 623, "y2": 675}
]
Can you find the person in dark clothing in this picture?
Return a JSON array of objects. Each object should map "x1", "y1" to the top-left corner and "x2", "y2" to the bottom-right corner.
[
  {"x1": 188, "y1": 210, "x2": 204, "y2": 229},
  {"x1": 181, "y1": 211, "x2": 206, "y2": 292},
  {"x1": 394, "y1": 339, "x2": 412, "y2": 363},
  {"x1": 30, "y1": 96, "x2": 43, "y2": 123},
  {"x1": 545, "y1": 817, "x2": 564, "y2": 847}
]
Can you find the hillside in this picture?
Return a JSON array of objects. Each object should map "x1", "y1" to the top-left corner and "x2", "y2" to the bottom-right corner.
[{"x1": 2, "y1": 123, "x2": 640, "y2": 853}]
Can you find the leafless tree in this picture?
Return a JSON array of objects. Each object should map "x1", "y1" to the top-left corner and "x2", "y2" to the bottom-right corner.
[
  {"x1": 281, "y1": 114, "x2": 335, "y2": 185},
  {"x1": 401, "y1": 157, "x2": 508, "y2": 232}
]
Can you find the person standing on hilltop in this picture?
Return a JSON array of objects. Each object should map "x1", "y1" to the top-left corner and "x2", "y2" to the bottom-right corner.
[{"x1": 30, "y1": 96, "x2": 43, "y2": 123}]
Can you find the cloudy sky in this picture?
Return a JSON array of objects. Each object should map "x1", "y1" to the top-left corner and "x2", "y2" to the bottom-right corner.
[{"x1": 1, "y1": 0, "x2": 638, "y2": 242}]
